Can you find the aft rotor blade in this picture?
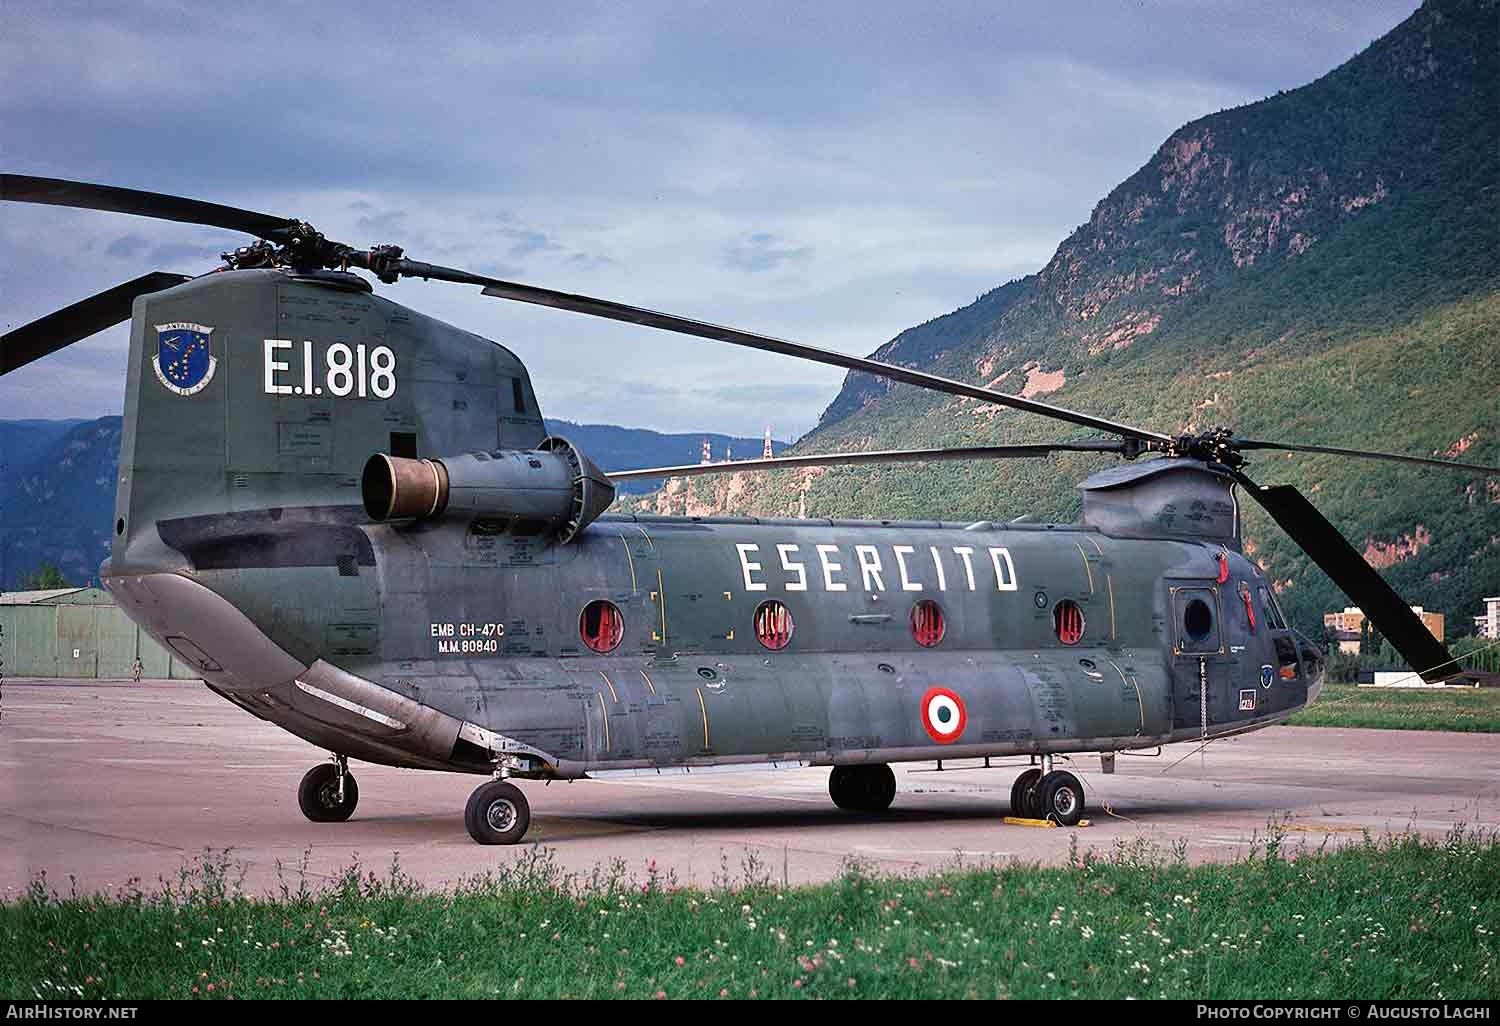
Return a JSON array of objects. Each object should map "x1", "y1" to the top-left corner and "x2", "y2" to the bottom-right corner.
[
  {"x1": 2, "y1": 271, "x2": 191, "y2": 375},
  {"x1": 607, "y1": 440, "x2": 1126, "y2": 482},
  {"x1": 1, "y1": 174, "x2": 296, "y2": 241},
  {"x1": 1233, "y1": 471, "x2": 1459, "y2": 683},
  {"x1": 382, "y1": 258, "x2": 1170, "y2": 444},
  {"x1": 1237, "y1": 437, "x2": 1498, "y2": 475}
]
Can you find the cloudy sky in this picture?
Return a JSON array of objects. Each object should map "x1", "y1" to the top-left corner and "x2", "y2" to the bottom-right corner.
[{"x1": 2, "y1": 0, "x2": 1418, "y2": 438}]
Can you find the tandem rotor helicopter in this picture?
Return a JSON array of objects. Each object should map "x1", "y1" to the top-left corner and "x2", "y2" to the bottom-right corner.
[{"x1": 4, "y1": 174, "x2": 1496, "y2": 844}]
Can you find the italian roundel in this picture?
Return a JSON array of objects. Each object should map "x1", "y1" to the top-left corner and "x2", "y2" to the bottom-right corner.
[{"x1": 921, "y1": 687, "x2": 967, "y2": 744}]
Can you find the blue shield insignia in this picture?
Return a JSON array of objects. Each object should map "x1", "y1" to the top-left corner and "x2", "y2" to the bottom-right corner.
[
  {"x1": 1260, "y1": 663, "x2": 1275, "y2": 689},
  {"x1": 152, "y1": 322, "x2": 217, "y2": 396}
]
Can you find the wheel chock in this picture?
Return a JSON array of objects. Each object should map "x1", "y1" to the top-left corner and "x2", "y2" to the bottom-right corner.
[{"x1": 1002, "y1": 816, "x2": 1093, "y2": 828}]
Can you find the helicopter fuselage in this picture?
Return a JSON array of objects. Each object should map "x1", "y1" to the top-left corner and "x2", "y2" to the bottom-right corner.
[{"x1": 106, "y1": 505, "x2": 1320, "y2": 779}]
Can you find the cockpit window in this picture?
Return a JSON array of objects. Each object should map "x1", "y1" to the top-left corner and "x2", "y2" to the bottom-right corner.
[{"x1": 1258, "y1": 585, "x2": 1288, "y2": 630}]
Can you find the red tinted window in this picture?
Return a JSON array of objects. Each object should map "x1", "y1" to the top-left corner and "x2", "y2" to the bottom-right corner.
[
  {"x1": 754, "y1": 599, "x2": 793, "y2": 650},
  {"x1": 580, "y1": 600, "x2": 623, "y2": 653},
  {"x1": 1054, "y1": 600, "x2": 1085, "y2": 645},
  {"x1": 910, "y1": 599, "x2": 946, "y2": 647}
]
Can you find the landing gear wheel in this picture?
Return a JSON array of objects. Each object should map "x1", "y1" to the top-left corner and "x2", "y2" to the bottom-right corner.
[
  {"x1": 1037, "y1": 770, "x2": 1086, "y2": 826},
  {"x1": 828, "y1": 764, "x2": 897, "y2": 812},
  {"x1": 298, "y1": 762, "x2": 359, "y2": 823},
  {"x1": 465, "y1": 780, "x2": 531, "y2": 845},
  {"x1": 1009, "y1": 767, "x2": 1043, "y2": 819}
]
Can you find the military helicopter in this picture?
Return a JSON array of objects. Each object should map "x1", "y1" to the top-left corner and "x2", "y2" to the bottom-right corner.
[{"x1": 4, "y1": 174, "x2": 1495, "y2": 844}]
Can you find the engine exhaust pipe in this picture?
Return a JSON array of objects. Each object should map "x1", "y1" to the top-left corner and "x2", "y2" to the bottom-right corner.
[{"x1": 362, "y1": 454, "x2": 450, "y2": 521}]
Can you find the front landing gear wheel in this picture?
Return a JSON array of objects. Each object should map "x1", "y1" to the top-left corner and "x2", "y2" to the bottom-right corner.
[
  {"x1": 828, "y1": 764, "x2": 897, "y2": 812},
  {"x1": 1009, "y1": 767, "x2": 1042, "y2": 819},
  {"x1": 465, "y1": 780, "x2": 531, "y2": 845},
  {"x1": 1037, "y1": 770, "x2": 1086, "y2": 826},
  {"x1": 298, "y1": 762, "x2": 359, "y2": 822}
]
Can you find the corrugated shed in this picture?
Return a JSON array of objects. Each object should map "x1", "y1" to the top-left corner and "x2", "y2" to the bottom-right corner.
[{"x1": 0, "y1": 588, "x2": 193, "y2": 679}]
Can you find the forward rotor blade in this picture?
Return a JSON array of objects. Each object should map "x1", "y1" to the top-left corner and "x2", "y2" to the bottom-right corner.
[
  {"x1": 1, "y1": 174, "x2": 296, "y2": 241},
  {"x1": 1233, "y1": 471, "x2": 1459, "y2": 683},
  {"x1": 607, "y1": 440, "x2": 1126, "y2": 482},
  {"x1": 1238, "y1": 437, "x2": 1499, "y2": 475},
  {"x1": 2, "y1": 271, "x2": 191, "y2": 375},
  {"x1": 379, "y1": 258, "x2": 1169, "y2": 444}
]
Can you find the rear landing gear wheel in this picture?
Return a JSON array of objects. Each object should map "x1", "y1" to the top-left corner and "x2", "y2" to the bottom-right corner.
[
  {"x1": 1009, "y1": 767, "x2": 1042, "y2": 819},
  {"x1": 1037, "y1": 770, "x2": 1085, "y2": 826},
  {"x1": 298, "y1": 761, "x2": 359, "y2": 822},
  {"x1": 465, "y1": 780, "x2": 531, "y2": 845},
  {"x1": 828, "y1": 764, "x2": 896, "y2": 812}
]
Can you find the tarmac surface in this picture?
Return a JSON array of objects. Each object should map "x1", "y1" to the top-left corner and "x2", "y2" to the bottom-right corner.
[{"x1": 4, "y1": 679, "x2": 1496, "y2": 897}]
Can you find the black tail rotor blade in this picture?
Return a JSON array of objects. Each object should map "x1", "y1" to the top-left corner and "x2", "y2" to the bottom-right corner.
[
  {"x1": 1238, "y1": 437, "x2": 1499, "y2": 475},
  {"x1": 1, "y1": 175, "x2": 296, "y2": 242},
  {"x1": 1234, "y1": 471, "x2": 1459, "y2": 683},
  {"x1": 1, "y1": 271, "x2": 191, "y2": 375},
  {"x1": 607, "y1": 439, "x2": 1126, "y2": 482}
]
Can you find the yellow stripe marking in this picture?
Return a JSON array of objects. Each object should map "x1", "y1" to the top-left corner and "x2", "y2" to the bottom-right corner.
[
  {"x1": 1074, "y1": 542, "x2": 1095, "y2": 594},
  {"x1": 635, "y1": 525, "x2": 655, "y2": 551},
  {"x1": 639, "y1": 669, "x2": 656, "y2": 696},
  {"x1": 656, "y1": 568, "x2": 668, "y2": 646},
  {"x1": 1107, "y1": 573, "x2": 1117, "y2": 640},
  {"x1": 695, "y1": 687, "x2": 710, "y2": 749},
  {"x1": 1083, "y1": 536, "x2": 1105, "y2": 557},
  {"x1": 596, "y1": 691, "x2": 611, "y2": 751},
  {"x1": 1107, "y1": 657, "x2": 1146, "y2": 735},
  {"x1": 620, "y1": 536, "x2": 638, "y2": 593},
  {"x1": 597, "y1": 670, "x2": 618, "y2": 703}
]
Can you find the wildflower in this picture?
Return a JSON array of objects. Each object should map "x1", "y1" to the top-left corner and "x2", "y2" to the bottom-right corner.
[{"x1": 674, "y1": 956, "x2": 686, "y2": 967}]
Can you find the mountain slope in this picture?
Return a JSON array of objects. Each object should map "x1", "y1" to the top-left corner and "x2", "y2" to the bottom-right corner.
[
  {"x1": 655, "y1": 0, "x2": 1500, "y2": 639},
  {"x1": 543, "y1": 420, "x2": 786, "y2": 495},
  {"x1": 0, "y1": 417, "x2": 123, "y2": 588}
]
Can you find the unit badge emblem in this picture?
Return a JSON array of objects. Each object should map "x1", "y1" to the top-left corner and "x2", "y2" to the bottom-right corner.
[
  {"x1": 153, "y1": 322, "x2": 217, "y2": 396},
  {"x1": 1259, "y1": 663, "x2": 1275, "y2": 689}
]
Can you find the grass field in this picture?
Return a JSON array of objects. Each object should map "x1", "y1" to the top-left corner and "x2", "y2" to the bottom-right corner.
[
  {"x1": 1288, "y1": 684, "x2": 1500, "y2": 732},
  {"x1": 6, "y1": 827, "x2": 1496, "y2": 1000}
]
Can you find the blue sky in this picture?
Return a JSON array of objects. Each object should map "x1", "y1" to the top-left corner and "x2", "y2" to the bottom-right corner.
[{"x1": 1, "y1": 0, "x2": 1418, "y2": 438}]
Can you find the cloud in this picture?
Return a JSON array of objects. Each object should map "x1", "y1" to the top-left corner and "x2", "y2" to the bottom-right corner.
[
  {"x1": 355, "y1": 207, "x2": 408, "y2": 237},
  {"x1": 148, "y1": 241, "x2": 228, "y2": 267},
  {"x1": 105, "y1": 234, "x2": 149, "y2": 260},
  {"x1": 723, "y1": 232, "x2": 813, "y2": 273},
  {"x1": 0, "y1": 0, "x2": 1422, "y2": 435},
  {"x1": 500, "y1": 227, "x2": 561, "y2": 259}
]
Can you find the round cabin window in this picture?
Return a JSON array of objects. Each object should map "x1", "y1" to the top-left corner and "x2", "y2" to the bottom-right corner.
[
  {"x1": 754, "y1": 599, "x2": 794, "y2": 651},
  {"x1": 1054, "y1": 599, "x2": 1085, "y2": 645},
  {"x1": 910, "y1": 599, "x2": 946, "y2": 647},
  {"x1": 579, "y1": 600, "x2": 623, "y2": 654},
  {"x1": 1183, "y1": 598, "x2": 1214, "y2": 643}
]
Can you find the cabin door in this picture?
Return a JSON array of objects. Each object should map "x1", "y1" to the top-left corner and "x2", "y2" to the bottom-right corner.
[{"x1": 1167, "y1": 582, "x2": 1234, "y2": 733}]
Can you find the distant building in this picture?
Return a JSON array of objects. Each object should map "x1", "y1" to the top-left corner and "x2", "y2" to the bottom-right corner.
[
  {"x1": 699, "y1": 437, "x2": 712, "y2": 464},
  {"x1": 763, "y1": 426, "x2": 774, "y2": 460},
  {"x1": 1475, "y1": 596, "x2": 1500, "y2": 640},
  {"x1": 1323, "y1": 604, "x2": 1445, "y2": 655},
  {"x1": 0, "y1": 587, "x2": 197, "y2": 679}
]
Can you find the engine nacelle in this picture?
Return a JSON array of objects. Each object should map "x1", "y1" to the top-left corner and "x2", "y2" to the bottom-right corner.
[{"x1": 362, "y1": 436, "x2": 615, "y2": 543}]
